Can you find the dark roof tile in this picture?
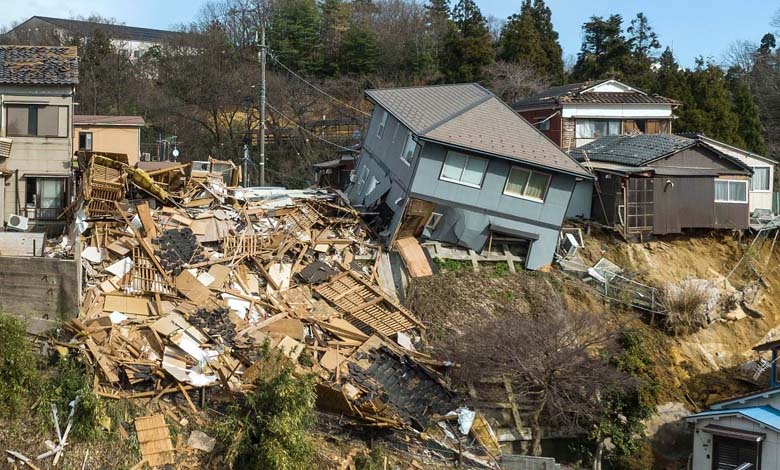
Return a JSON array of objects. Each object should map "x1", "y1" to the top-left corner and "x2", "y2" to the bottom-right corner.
[
  {"x1": 0, "y1": 45, "x2": 78, "y2": 85},
  {"x1": 570, "y1": 134, "x2": 695, "y2": 166}
]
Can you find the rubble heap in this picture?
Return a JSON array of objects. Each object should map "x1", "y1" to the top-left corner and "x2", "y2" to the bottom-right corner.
[{"x1": 55, "y1": 152, "x2": 499, "y2": 467}]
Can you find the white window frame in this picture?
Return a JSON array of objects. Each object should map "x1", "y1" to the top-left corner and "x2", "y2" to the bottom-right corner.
[
  {"x1": 400, "y1": 132, "x2": 416, "y2": 166},
  {"x1": 575, "y1": 118, "x2": 622, "y2": 139},
  {"x1": 714, "y1": 179, "x2": 748, "y2": 204},
  {"x1": 503, "y1": 166, "x2": 551, "y2": 203},
  {"x1": 439, "y1": 151, "x2": 488, "y2": 188},
  {"x1": 425, "y1": 212, "x2": 443, "y2": 231},
  {"x1": 750, "y1": 166, "x2": 771, "y2": 192},
  {"x1": 376, "y1": 110, "x2": 388, "y2": 139}
]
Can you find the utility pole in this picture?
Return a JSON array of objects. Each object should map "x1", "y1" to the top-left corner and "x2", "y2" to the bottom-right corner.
[
  {"x1": 242, "y1": 143, "x2": 249, "y2": 186},
  {"x1": 258, "y1": 23, "x2": 267, "y2": 187}
]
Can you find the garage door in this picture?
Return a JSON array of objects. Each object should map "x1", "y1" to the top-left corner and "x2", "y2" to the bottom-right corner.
[{"x1": 713, "y1": 435, "x2": 759, "y2": 470}]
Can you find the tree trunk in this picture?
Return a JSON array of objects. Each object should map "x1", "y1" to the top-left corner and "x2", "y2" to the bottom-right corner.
[
  {"x1": 530, "y1": 403, "x2": 544, "y2": 456},
  {"x1": 592, "y1": 440, "x2": 604, "y2": 470}
]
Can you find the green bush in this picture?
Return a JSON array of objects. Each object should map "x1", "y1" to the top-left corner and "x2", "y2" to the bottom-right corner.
[
  {"x1": 0, "y1": 314, "x2": 40, "y2": 416},
  {"x1": 215, "y1": 351, "x2": 317, "y2": 470},
  {"x1": 37, "y1": 356, "x2": 110, "y2": 442},
  {"x1": 355, "y1": 446, "x2": 386, "y2": 470}
]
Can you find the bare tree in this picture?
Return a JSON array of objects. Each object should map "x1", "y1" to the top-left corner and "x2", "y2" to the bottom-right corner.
[
  {"x1": 447, "y1": 297, "x2": 632, "y2": 457},
  {"x1": 722, "y1": 40, "x2": 758, "y2": 72},
  {"x1": 485, "y1": 60, "x2": 550, "y2": 104}
]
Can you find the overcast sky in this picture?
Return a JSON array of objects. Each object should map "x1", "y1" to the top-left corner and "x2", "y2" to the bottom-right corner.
[{"x1": 3, "y1": 0, "x2": 778, "y2": 68}]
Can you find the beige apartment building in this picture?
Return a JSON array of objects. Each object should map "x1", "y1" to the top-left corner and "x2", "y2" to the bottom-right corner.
[
  {"x1": 0, "y1": 45, "x2": 78, "y2": 230},
  {"x1": 73, "y1": 115, "x2": 145, "y2": 166}
]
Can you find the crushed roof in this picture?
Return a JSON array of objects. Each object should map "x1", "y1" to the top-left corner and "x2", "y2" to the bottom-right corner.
[
  {"x1": 74, "y1": 115, "x2": 145, "y2": 126},
  {"x1": 512, "y1": 79, "x2": 679, "y2": 108},
  {"x1": 0, "y1": 45, "x2": 78, "y2": 85},
  {"x1": 366, "y1": 83, "x2": 590, "y2": 178},
  {"x1": 686, "y1": 405, "x2": 780, "y2": 431},
  {"x1": 570, "y1": 134, "x2": 695, "y2": 166},
  {"x1": 23, "y1": 16, "x2": 182, "y2": 43}
]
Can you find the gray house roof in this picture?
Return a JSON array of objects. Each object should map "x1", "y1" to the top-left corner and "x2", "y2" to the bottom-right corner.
[
  {"x1": 571, "y1": 134, "x2": 753, "y2": 173},
  {"x1": 9, "y1": 16, "x2": 182, "y2": 43},
  {"x1": 512, "y1": 79, "x2": 680, "y2": 109},
  {"x1": 365, "y1": 83, "x2": 591, "y2": 178},
  {"x1": 0, "y1": 45, "x2": 78, "y2": 85}
]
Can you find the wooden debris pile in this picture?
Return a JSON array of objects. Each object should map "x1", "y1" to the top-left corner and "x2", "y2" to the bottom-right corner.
[{"x1": 56, "y1": 153, "x2": 499, "y2": 467}]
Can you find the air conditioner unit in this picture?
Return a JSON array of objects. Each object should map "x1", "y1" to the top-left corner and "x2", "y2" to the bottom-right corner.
[
  {"x1": 7, "y1": 214, "x2": 29, "y2": 231},
  {"x1": 141, "y1": 152, "x2": 151, "y2": 162},
  {"x1": 0, "y1": 137, "x2": 12, "y2": 158}
]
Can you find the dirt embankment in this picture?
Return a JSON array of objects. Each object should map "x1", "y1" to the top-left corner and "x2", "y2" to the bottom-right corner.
[{"x1": 411, "y1": 229, "x2": 780, "y2": 407}]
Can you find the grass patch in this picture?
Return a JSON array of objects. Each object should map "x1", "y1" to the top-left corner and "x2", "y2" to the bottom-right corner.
[{"x1": 433, "y1": 258, "x2": 472, "y2": 273}]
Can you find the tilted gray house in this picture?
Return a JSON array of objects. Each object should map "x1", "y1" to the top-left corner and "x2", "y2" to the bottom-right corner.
[{"x1": 347, "y1": 83, "x2": 592, "y2": 270}]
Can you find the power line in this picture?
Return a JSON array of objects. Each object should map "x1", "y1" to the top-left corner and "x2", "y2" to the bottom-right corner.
[
  {"x1": 265, "y1": 101, "x2": 360, "y2": 152},
  {"x1": 268, "y1": 53, "x2": 371, "y2": 117}
]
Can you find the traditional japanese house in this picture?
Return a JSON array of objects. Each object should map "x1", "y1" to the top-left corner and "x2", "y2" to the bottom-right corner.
[{"x1": 571, "y1": 134, "x2": 753, "y2": 238}]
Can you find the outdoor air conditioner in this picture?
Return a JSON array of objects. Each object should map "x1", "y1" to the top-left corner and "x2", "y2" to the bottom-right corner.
[
  {"x1": 0, "y1": 137, "x2": 12, "y2": 158},
  {"x1": 7, "y1": 214, "x2": 29, "y2": 231}
]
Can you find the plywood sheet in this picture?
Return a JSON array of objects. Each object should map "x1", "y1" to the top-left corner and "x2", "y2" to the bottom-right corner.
[
  {"x1": 395, "y1": 237, "x2": 433, "y2": 277},
  {"x1": 103, "y1": 294, "x2": 151, "y2": 315},
  {"x1": 176, "y1": 270, "x2": 212, "y2": 304}
]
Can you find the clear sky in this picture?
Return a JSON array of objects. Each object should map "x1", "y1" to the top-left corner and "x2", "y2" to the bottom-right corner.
[{"x1": 2, "y1": 0, "x2": 778, "y2": 67}]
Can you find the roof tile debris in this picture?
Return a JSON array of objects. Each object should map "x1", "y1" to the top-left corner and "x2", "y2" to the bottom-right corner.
[
  {"x1": 367, "y1": 83, "x2": 590, "y2": 177},
  {"x1": 0, "y1": 45, "x2": 78, "y2": 85}
]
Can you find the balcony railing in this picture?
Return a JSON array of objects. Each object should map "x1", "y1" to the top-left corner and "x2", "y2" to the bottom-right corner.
[{"x1": 22, "y1": 206, "x2": 64, "y2": 221}]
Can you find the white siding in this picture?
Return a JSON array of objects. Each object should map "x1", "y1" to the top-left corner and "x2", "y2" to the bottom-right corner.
[
  {"x1": 691, "y1": 416, "x2": 780, "y2": 470},
  {"x1": 562, "y1": 103, "x2": 673, "y2": 119}
]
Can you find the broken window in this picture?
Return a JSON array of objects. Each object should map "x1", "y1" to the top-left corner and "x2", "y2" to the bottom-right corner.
[
  {"x1": 503, "y1": 166, "x2": 551, "y2": 202},
  {"x1": 400, "y1": 132, "x2": 416, "y2": 166},
  {"x1": 376, "y1": 110, "x2": 388, "y2": 139},
  {"x1": 78, "y1": 132, "x2": 93, "y2": 150},
  {"x1": 715, "y1": 180, "x2": 748, "y2": 203},
  {"x1": 424, "y1": 212, "x2": 442, "y2": 231},
  {"x1": 25, "y1": 176, "x2": 67, "y2": 220},
  {"x1": 712, "y1": 435, "x2": 759, "y2": 470},
  {"x1": 575, "y1": 119, "x2": 621, "y2": 139},
  {"x1": 6, "y1": 104, "x2": 68, "y2": 137},
  {"x1": 751, "y1": 166, "x2": 770, "y2": 191},
  {"x1": 440, "y1": 151, "x2": 487, "y2": 188},
  {"x1": 536, "y1": 118, "x2": 551, "y2": 131}
]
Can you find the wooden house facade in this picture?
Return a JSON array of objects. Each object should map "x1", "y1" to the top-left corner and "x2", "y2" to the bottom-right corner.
[{"x1": 572, "y1": 134, "x2": 753, "y2": 238}]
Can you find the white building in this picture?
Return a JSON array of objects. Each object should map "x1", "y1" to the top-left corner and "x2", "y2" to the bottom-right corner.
[
  {"x1": 687, "y1": 339, "x2": 780, "y2": 469},
  {"x1": 696, "y1": 134, "x2": 776, "y2": 214},
  {"x1": 5, "y1": 16, "x2": 183, "y2": 60}
]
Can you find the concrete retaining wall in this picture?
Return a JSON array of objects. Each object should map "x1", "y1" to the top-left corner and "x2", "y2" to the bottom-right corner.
[{"x1": 0, "y1": 256, "x2": 79, "y2": 321}]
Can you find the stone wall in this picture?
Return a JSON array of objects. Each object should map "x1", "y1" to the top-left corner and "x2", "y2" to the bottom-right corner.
[{"x1": 0, "y1": 256, "x2": 79, "y2": 325}]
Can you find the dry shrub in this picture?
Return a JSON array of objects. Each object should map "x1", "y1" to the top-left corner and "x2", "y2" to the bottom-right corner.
[{"x1": 662, "y1": 278, "x2": 718, "y2": 335}]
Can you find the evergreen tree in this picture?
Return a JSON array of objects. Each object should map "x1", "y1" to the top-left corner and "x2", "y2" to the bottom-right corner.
[
  {"x1": 729, "y1": 77, "x2": 767, "y2": 154},
  {"x1": 530, "y1": 0, "x2": 564, "y2": 83},
  {"x1": 759, "y1": 33, "x2": 776, "y2": 55},
  {"x1": 268, "y1": 0, "x2": 322, "y2": 76},
  {"x1": 570, "y1": 15, "x2": 631, "y2": 81},
  {"x1": 498, "y1": 0, "x2": 563, "y2": 84},
  {"x1": 339, "y1": 20, "x2": 381, "y2": 76},
  {"x1": 440, "y1": 0, "x2": 494, "y2": 83},
  {"x1": 624, "y1": 13, "x2": 662, "y2": 89},
  {"x1": 320, "y1": 0, "x2": 351, "y2": 76},
  {"x1": 498, "y1": 1, "x2": 545, "y2": 69},
  {"x1": 675, "y1": 59, "x2": 741, "y2": 146},
  {"x1": 652, "y1": 47, "x2": 689, "y2": 100}
]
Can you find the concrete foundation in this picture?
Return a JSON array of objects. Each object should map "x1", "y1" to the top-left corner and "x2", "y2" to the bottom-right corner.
[{"x1": 0, "y1": 256, "x2": 78, "y2": 325}]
